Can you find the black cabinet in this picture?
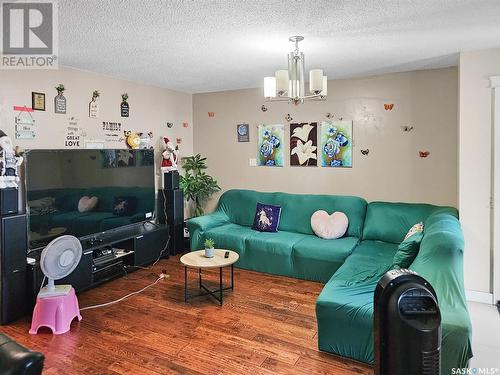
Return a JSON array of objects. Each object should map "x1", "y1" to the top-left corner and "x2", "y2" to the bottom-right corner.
[
  {"x1": 27, "y1": 223, "x2": 170, "y2": 303},
  {"x1": 134, "y1": 226, "x2": 169, "y2": 267},
  {"x1": 59, "y1": 251, "x2": 93, "y2": 293}
]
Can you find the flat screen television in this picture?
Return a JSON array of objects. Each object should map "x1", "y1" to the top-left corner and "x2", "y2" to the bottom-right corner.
[{"x1": 25, "y1": 149, "x2": 156, "y2": 249}]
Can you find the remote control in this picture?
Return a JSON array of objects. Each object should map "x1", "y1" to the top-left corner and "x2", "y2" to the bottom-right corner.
[{"x1": 224, "y1": 251, "x2": 230, "y2": 258}]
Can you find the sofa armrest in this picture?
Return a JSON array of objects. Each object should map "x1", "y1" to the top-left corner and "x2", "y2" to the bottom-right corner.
[
  {"x1": 187, "y1": 211, "x2": 230, "y2": 250},
  {"x1": 187, "y1": 211, "x2": 230, "y2": 233}
]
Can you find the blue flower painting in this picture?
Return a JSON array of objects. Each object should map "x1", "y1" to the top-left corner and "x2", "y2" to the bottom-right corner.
[
  {"x1": 258, "y1": 124, "x2": 284, "y2": 167},
  {"x1": 320, "y1": 121, "x2": 353, "y2": 167}
]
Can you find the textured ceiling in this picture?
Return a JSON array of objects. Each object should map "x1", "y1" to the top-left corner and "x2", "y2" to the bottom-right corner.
[{"x1": 59, "y1": 0, "x2": 500, "y2": 93}]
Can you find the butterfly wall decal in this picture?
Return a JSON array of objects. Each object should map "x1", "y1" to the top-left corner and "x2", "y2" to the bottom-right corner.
[
  {"x1": 384, "y1": 103, "x2": 394, "y2": 110},
  {"x1": 261, "y1": 105, "x2": 268, "y2": 112},
  {"x1": 285, "y1": 114, "x2": 293, "y2": 122},
  {"x1": 208, "y1": 112, "x2": 215, "y2": 117},
  {"x1": 360, "y1": 149, "x2": 369, "y2": 155},
  {"x1": 419, "y1": 151, "x2": 430, "y2": 158},
  {"x1": 402, "y1": 126, "x2": 414, "y2": 132}
]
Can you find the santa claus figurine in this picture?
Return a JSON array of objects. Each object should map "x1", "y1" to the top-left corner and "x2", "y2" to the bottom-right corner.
[
  {"x1": 0, "y1": 130, "x2": 23, "y2": 189},
  {"x1": 161, "y1": 137, "x2": 179, "y2": 172}
]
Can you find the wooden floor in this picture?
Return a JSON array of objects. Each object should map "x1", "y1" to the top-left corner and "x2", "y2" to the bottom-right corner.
[{"x1": 2, "y1": 256, "x2": 373, "y2": 375}]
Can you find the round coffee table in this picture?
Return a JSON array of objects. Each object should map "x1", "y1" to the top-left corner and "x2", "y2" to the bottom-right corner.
[{"x1": 180, "y1": 249, "x2": 239, "y2": 306}]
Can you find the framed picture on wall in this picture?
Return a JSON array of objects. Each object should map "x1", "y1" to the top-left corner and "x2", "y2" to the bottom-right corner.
[
  {"x1": 237, "y1": 123, "x2": 249, "y2": 142},
  {"x1": 32, "y1": 92, "x2": 46, "y2": 111}
]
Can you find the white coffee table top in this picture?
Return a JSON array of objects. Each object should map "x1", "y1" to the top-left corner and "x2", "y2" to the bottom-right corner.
[{"x1": 180, "y1": 249, "x2": 239, "y2": 269}]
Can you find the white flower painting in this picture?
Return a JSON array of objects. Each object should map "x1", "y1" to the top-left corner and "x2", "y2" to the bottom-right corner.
[{"x1": 290, "y1": 122, "x2": 318, "y2": 166}]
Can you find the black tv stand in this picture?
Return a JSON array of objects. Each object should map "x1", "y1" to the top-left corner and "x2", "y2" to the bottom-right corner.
[{"x1": 27, "y1": 222, "x2": 169, "y2": 306}]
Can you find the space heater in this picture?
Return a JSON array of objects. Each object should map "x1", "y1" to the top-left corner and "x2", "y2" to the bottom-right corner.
[{"x1": 374, "y1": 268, "x2": 441, "y2": 375}]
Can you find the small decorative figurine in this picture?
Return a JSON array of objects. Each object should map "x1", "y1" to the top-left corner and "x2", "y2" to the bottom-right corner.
[
  {"x1": 124, "y1": 131, "x2": 141, "y2": 149},
  {"x1": 0, "y1": 130, "x2": 23, "y2": 188},
  {"x1": 161, "y1": 137, "x2": 179, "y2": 172},
  {"x1": 138, "y1": 132, "x2": 154, "y2": 149}
]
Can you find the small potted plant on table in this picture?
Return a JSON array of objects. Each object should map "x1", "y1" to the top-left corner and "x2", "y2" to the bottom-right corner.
[{"x1": 204, "y1": 238, "x2": 215, "y2": 258}]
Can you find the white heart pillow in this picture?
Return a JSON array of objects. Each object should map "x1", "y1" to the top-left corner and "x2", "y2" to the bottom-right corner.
[
  {"x1": 78, "y1": 196, "x2": 99, "y2": 213},
  {"x1": 311, "y1": 210, "x2": 349, "y2": 239}
]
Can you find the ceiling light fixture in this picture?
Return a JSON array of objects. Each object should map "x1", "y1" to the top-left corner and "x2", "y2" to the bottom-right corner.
[{"x1": 264, "y1": 36, "x2": 327, "y2": 105}]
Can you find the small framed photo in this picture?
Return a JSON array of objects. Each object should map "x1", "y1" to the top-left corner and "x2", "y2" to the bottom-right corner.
[
  {"x1": 32, "y1": 92, "x2": 46, "y2": 111},
  {"x1": 237, "y1": 123, "x2": 249, "y2": 142}
]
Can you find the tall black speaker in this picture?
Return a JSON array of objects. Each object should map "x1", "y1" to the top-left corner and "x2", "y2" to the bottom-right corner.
[
  {"x1": 158, "y1": 189, "x2": 184, "y2": 225},
  {"x1": 0, "y1": 188, "x2": 18, "y2": 215},
  {"x1": 0, "y1": 214, "x2": 28, "y2": 324},
  {"x1": 374, "y1": 269, "x2": 441, "y2": 375},
  {"x1": 158, "y1": 171, "x2": 184, "y2": 255}
]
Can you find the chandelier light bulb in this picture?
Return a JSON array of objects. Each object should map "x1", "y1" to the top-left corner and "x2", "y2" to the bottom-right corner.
[
  {"x1": 321, "y1": 76, "x2": 328, "y2": 96},
  {"x1": 309, "y1": 69, "x2": 323, "y2": 94},
  {"x1": 264, "y1": 36, "x2": 327, "y2": 104},
  {"x1": 264, "y1": 77, "x2": 277, "y2": 98},
  {"x1": 275, "y1": 70, "x2": 289, "y2": 96}
]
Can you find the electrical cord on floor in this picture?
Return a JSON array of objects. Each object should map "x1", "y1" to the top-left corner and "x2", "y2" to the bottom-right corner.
[
  {"x1": 80, "y1": 272, "x2": 170, "y2": 311},
  {"x1": 121, "y1": 236, "x2": 171, "y2": 281}
]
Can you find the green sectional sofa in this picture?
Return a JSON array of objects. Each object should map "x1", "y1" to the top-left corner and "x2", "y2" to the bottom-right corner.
[{"x1": 187, "y1": 189, "x2": 472, "y2": 373}]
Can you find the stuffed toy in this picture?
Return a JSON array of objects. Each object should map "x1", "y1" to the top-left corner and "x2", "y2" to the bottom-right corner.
[
  {"x1": 161, "y1": 137, "x2": 179, "y2": 171},
  {"x1": 124, "y1": 130, "x2": 140, "y2": 149},
  {"x1": 0, "y1": 130, "x2": 23, "y2": 189},
  {"x1": 138, "y1": 132, "x2": 154, "y2": 149}
]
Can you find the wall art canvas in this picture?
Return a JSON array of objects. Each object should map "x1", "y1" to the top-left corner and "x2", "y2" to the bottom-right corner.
[
  {"x1": 290, "y1": 122, "x2": 317, "y2": 166},
  {"x1": 320, "y1": 120, "x2": 353, "y2": 167},
  {"x1": 258, "y1": 124, "x2": 284, "y2": 166},
  {"x1": 237, "y1": 123, "x2": 249, "y2": 142}
]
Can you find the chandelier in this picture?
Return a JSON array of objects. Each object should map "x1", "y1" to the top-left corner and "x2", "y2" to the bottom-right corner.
[{"x1": 264, "y1": 36, "x2": 327, "y2": 105}]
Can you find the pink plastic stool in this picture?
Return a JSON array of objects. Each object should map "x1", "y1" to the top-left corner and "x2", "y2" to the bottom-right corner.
[{"x1": 29, "y1": 287, "x2": 82, "y2": 335}]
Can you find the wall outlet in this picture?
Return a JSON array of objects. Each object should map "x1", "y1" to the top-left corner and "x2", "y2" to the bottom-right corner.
[{"x1": 249, "y1": 158, "x2": 257, "y2": 167}]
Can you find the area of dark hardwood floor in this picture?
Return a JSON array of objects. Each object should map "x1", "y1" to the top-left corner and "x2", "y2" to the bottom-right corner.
[{"x1": 1, "y1": 255, "x2": 373, "y2": 375}]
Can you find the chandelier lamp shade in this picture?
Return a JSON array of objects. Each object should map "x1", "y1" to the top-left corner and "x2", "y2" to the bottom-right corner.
[{"x1": 264, "y1": 36, "x2": 327, "y2": 105}]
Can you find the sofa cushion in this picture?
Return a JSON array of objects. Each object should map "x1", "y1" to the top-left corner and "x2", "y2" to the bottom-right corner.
[
  {"x1": 363, "y1": 202, "x2": 446, "y2": 243},
  {"x1": 217, "y1": 189, "x2": 367, "y2": 237},
  {"x1": 204, "y1": 223, "x2": 256, "y2": 258},
  {"x1": 316, "y1": 279, "x2": 377, "y2": 363},
  {"x1": 329, "y1": 240, "x2": 398, "y2": 287},
  {"x1": 252, "y1": 202, "x2": 282, "y2": 232},
  {"x1": 393, "y1": 223, "x2": 424, "y2": 268},
  {"x1": 292, "y1": 236, "x2": 358, "y2": 283},
  {"x1": 243, "y1": 231, "x2": 306, "y2": 276},
  {"x1": 310, "y1": 210, "x2": 348, "y2": 239}
]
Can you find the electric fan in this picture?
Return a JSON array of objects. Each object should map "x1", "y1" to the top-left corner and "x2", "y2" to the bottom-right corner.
[{"x1": 38, "y1": 235, "x2": 82, "y2": 298}]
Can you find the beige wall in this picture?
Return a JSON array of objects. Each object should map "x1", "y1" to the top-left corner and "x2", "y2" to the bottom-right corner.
[
  {"x1": 0, "y1": 66, "x2": 193, "y2": 190},
  {"x1": 194, "y1": 68, "x2": 458, "y2": 213},
  {"x1": 459, "y1": 49, "x2": 500, "y2": 294}
]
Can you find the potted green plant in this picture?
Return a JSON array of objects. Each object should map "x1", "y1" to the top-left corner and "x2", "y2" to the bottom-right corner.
[
  {"x1": 204, "y1": 238, "x2": 215, "y2": 258},
  {"x1": 180, "y1": 154, "x2": 220, "y2": 217}
]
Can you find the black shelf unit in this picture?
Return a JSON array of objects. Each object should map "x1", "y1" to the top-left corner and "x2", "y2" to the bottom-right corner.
[{"x1": 27, "y1": 222, "x2": 169, "y2": 308}]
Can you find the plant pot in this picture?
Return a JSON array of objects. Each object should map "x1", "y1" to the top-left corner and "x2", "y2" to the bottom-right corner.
[{"x1": 204, "y1": 247, "x2": 215, "y2": 258}]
